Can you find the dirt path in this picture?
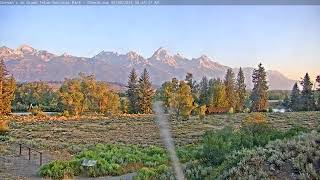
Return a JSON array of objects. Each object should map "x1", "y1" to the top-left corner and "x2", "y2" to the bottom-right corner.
[
  {"x1": 1, "y1": 144, "x2": 137, "y2": 180},
  {"x1": 0, "y1": 144, "x2": 53, "y2": 180}
]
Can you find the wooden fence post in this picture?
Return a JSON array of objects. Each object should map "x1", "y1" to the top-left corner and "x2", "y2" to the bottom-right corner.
[
  {"x1": 28, "y1": 147, "x2": 31, "y2": 160},
  {"x1": 19, "y1": 144, "x2": 22, "y2": 156},
  {"x1": 39, "y1": 152, "x2": 42, "y2": 166}
]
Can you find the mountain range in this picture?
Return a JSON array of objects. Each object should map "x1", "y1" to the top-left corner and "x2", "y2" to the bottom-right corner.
[{"x1": 1, "y1": 45, "x2": 296, "y2": 90}]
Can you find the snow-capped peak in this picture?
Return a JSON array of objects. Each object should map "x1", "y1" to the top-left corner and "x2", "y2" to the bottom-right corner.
[
  {"x1": 198, "y1": 55, "x2": 210, "y2": 61},
  {"x1": 61, "y1": 52, "x2": 72, "y2": 57},
  {"x1": 192, "y1": 55, "x2": 225, "y2": 70},
  {"x1": 149, "y1": 47, "x2": 177, "y2": 67},
  {"x1": 93, "y1": 51, "x2": 118, "y2": 59},
  {"x1": 126, "y1": 51, "x2": 141, "y2": 59},
  {"x1": 151, "y1": 47, "x2": 171, "y2": 59},
  {"x1": 0, "y1": 46, "x2": 15, "y2": 57},
  {"x1": 15, "y1": 44, "x2": 36, "y2": 54}
]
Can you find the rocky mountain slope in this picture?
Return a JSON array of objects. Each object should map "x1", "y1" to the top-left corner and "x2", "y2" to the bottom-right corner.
[{"x1": 1, "y1": 45, "x2": 296, "y2": 90}]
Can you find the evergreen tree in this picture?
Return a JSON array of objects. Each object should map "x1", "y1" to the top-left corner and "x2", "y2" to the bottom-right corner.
[
  {"x1": 300, "y1": 73, "x2": 315, "y2": 111},
  {"x1": 0, "y1": 59, "x2": 16, "y2": 115},
  {"x1": 235, "y1": 67, "x2": 246, "y2": 112},
  {"x1": 289, "y1": 82, "x2": 301, "y2": 111},
  {"x1": 250, "y1": 63, "x2": 269, "y2": 112},
  {"x1": 185, "y1": 72, "x2": 199, "y2": 104},
  {"x1": 127, "y1": 68, "x2": 139, "y2": 113},
  {"x1": 224, "y1": 68, "x2": 236, "y2": 110},
  {"x1": 198, "y1": 76, "x2": 209, "y2": 106},
  {"x1": 316, "y1": 75, "x2": 320, "y2": 110},
  {"x1": 137, "y1": 68, "x2": 154, "y2": 114},
  {"x1": 282, "y1": 95, "x2": 290, "y2": 109},
  {"x1": 185, "y1": 72, "x2": 195, "y2": 90}
]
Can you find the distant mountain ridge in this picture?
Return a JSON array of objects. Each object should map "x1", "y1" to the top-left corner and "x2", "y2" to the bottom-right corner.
[{"x1": 1, "y1": 45, "x2": 296, "y2": 90}]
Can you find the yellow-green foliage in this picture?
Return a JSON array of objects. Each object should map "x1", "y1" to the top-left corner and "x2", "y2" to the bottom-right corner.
[
  {"x1": 0, "y1": 120, "x2": 9, "y2": 135},
  {"x1": 208, "y1": 81, "x2": 228, "y2": 108},
  {"x1": 105, "y1": 92, "x2": 120, "y2": 115},
  {"x1": 160, "y1": 81, "x2": 175, "y2": 112},
  {"x1": 0, "y1": 60, "x2": 16, "y2": 115},
  {"x1": 244, "y1": 112, "x2": 267, "y2": 125},
  {"x1": 169, "y1": 81, "x2": 194, "y2": 119},
  {"x1": 59, "y1": 78, "x2": 84, "y2": 116},
  {"x1": 29, "y1": 106, "x2": 46, "y2": 116},
  {"x1": 224, "y1": 69, "x2": 236, "y2": 109},
  {"x1": 198, "y1": 105, "x2": 207, "y2": 120},
  {"x1": 120, "y1": 98, "x2": 129, "y2": 114},
  {"x1": 59, "y1": 73, "x2": 120, "y2": 116},
  {"x1": 13, "y1": 81, "x2": 59, "y2": 112}
]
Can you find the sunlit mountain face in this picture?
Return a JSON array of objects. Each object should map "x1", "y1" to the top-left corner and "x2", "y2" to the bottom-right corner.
[{"x1": 1, "y1": 45, "x2": 295, "y2": 90}]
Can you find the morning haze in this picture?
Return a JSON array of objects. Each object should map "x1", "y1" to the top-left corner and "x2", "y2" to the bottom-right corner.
[{"x1": 1, "y1": 6, "x2": 319, "y2": 81}]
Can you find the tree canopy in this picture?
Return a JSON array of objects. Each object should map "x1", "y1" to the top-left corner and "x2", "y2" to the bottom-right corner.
[{"x1": 0, "y1": 59, "x2": 16, "y2": 115}]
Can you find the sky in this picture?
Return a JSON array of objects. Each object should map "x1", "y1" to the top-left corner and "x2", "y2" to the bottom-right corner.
[{"x1": 0, "y1": 5, "x2": 319, "y2": 81}]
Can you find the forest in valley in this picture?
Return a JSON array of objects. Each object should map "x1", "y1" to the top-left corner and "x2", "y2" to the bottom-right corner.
[{"x1": 1, "y1": 58, "x2": 319, "y2": 117}]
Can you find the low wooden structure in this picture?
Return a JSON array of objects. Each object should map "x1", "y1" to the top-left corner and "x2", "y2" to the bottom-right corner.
[{"x1": 206, "y1": 106, "x2": 229, "y2": 114}]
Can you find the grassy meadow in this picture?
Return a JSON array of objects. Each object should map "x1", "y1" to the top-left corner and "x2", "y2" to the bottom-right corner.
[
  {"x1": 2, "y1": 112, "x2": 319, "y2": 151},
  {"x1": 1, "y1": 111, "x2": 320, "y2": 179}
]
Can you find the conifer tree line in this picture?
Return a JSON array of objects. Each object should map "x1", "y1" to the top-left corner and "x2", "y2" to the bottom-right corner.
[
  {"x1": 159, "y1": 63, "x2": 270, "y2": 119},
  {"x1": 288, "y1": 73, "x2": 320, "y2": 111},
  {"x1": 126, "y1": 68, "x2": 154, "y2": 114}
]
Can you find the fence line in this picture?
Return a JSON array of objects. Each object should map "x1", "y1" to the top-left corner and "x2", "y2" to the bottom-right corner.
[{"x1": 18, "y1": 143, "x2": 43, "y2": 166}]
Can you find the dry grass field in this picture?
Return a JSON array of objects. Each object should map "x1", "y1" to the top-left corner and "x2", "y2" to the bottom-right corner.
[
  {"x1": 2, "y1": 111, "x2": 320, "y2": 152},
  {"x1": 0, "y1": 111, "x2": 319, "y2": 179}
]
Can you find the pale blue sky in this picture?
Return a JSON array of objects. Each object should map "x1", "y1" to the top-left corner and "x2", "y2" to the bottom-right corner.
[{"x1": 0, "y1": 6, "x2": 319, "y2": 80}]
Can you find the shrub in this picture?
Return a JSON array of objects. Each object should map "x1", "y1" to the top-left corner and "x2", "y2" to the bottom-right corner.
[
  {"x1": 29, "y1": 106, "x2": 46, "y2": 116},
  {"x1": 61, "y1": 110, "x2": 70, "y2": 117},
  {"x1": 221, "y1": 131, "x2": 320, "y2": 179},
  {"x1": 0, "y1": 120, "x2": 9, "y2": 135},
  {"x1": 38, "y1": 160, "x2": 74, "y2": 180},
  {"x1": 134, "y1": 165, "x2": 169, "y2": 180},
  {"x1": 197, "y1": 105, "x2": 207, "y2": 120},
  {"x1": 228, "y1": 107, "x2": 234, "y2": 114},
  {"x1": 202, "y1": 127, "x2": 236, "y2": 165},
  {"x1": 12, "y1": 102, "x2": 29, "y2": 112},
  {"x1": 192, "y1": 123, "x2": 311, "y2": 180},
  {"x1": 202, "y1": 120, "x2": 308, "y2": 166},
  {"x1": 134, "y1": 167, "x2": 157, "y2": 180},
  {"x1": 244, "y1": 112, "x2": 267, "y2": 124},
  {"x1": 39, "y1": 144, "x2": 171, "y2": 179}
]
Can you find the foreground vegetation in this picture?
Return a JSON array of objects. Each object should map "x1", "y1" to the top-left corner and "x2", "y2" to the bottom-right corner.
[
  {"x1": 222, "y1": 131, "x2": 320, "y2": 179},
  {"x1": 38, "y1": 144, "x2": 169, "y2": 179},
  {"x1": 30, "y1": 112, "x2": 320, "y2": 179},
  {"x1": 1, "y1": 111, "x2": 319, "y2": 179}
]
